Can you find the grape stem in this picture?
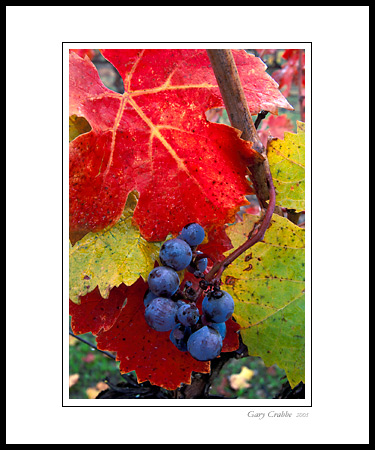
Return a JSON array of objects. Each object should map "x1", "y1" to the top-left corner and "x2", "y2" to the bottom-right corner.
[
  {"x1": 69, "y1": 330, "x2": 116, "y2": 360},
  {"x1": 205, "y1": 168, "x2": 276, "y2": 285},
  {"x1": 204, "y1": 48, "x2": 277, "y2": 287}
]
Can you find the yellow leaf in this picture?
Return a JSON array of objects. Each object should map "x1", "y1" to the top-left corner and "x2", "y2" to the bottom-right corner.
[
  {"x1": 96, "y1": 381, "x2": 109, "y2": 391},
  {"x1": 86, "y1": 381, "x2": 109, "y2": 399},
  {"x1": 229, "y1": 366, "x2": 254, "y2": 390},
  {"x1": 85, "y1": 381, "x2": 109, "y2": 399},
  {"x1": 69, "y1": 335, "x2": 78, "y2": 346},
  {"x1": 69, "y1": 373, "x2": 79, "y2": 388},
  {"x1": 86, "y1": 387, "x2": 100, "y2": 399},
  {"x1": 268, "y1": 121, "x2": 305, "y2": 211},
  {"x1": 69, "y1": 191, "x2": 161, "y2": 303}
]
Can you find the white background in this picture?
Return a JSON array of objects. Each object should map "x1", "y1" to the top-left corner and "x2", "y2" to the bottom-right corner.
[{"x1": 6, "y1": 6, "x2": 369, "y2": 444}]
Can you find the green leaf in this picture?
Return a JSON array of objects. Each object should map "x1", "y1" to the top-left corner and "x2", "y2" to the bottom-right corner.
[
  {"x1": 223, "y1": 213, "x2": 305, "y2": 388},
  {"x1": 69, "y1": 192, "x2": 161, "y2": 304},
  {"x1": 268, "y1": 121, "x2": 305, "y2": 211}
]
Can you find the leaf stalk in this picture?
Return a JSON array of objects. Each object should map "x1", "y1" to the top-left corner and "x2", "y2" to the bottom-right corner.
[{"x1": 206, "y1": 168, "x2": 276, "y2": 285}]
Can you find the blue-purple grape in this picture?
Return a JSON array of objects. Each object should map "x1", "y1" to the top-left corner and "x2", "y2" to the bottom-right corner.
[
  {"x1": 144, "y1": 297, "x2": 178, "y2": 332},
  {"x1": 196, "y1": 257, "x2": 208, "y2": 272},
  {"x1": 143, "y1": 289, "x2": 158, "y2": 307},
  {"x1": 179, "y1": 223, "x2": 205, "y2": 247},
  {"x1": 177, "y1": 303, "x2": 199, "y2": 327},
  {"x1": 169, "y1": 323, "x2": 192, "y2": 351},
  {"x1": 210, "y1": 322, "x2": 226, "y2": 339},
  {"x1": 147, "y1": 266, "x2": 180, "y2": 297},
  {"x1": 202, "y1": 290, "x2": 234, "y2": 323},
  {"x1": 159, "y1": 238, "x2": 192, "y2": 271},
  {"x1": 187, "y1": 325, "x2": 223, "y2": 361}
]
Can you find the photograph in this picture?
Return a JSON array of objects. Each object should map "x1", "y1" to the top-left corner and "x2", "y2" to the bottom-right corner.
[{"x1": 67, "y1": 46, "x2": 308, "y2": 402}]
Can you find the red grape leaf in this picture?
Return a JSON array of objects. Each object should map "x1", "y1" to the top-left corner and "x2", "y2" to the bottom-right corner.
[
  {"x1": 70, "y1": 275, "x2": 240, "y2": 389},
  {"x1": 69, "y1": 48, "x2": 96, "y2": 60},
  {"x1": 199, "y1": 223, "x2": 234, "y2": 264},
  {"x1": 69, "y1": 285, "x2": 126, "y2": 336},
  {"x1": 93, "y1": 278, "x2": 210, "y2": 389},
  {"x1": 69, "y1": 49, "x2": 292, "y2": 242},
  {"x1": 272, "y1": 49, "x2": 305, "y2": 97},
  {"x1": 257, "y1": 114, "x2": 294, "y2": 148},
  {"x1": 222, "y1": 317, "x2": 241, "y2": 352}
]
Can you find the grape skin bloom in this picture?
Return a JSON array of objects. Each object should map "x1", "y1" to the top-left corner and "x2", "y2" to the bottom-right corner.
[
  {"x1": 169, "y1": 323, "x2": 192, "y2": 351},
  {"x1": 147, "y1": 266, "x2": 180, "y2": 297},
  {"x1": 143, "y1": 289, "x2": 158, "y2": 307},
  {"x1": 196, "y1": 257, "x2": 208, "y2": 272},
  {"x1": 177, "y1": 303, "x2": 199, "y2": 327},
  {"x1": 202, "y1": 290, "x2": 234, "y2": 323},
  {"x1": 179, "y1": 223, "x2": 205, "y2": 246},
  {"x1": 187, "y1": 326, "x2": 223, "y2": 361},
  {"x1": 145, "y1": 297, "x2": 178, "y2": 332},
  {"x1": 210, "y1": 322, "x2": 226, "y2": 339},
  {"x1": 159, "y1": 238, "x2": 192, "y2": 271}
]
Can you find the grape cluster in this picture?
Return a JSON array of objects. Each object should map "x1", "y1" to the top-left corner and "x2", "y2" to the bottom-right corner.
[{"x1": 144, "y1": 223, "x2": 234, "y2": 362}]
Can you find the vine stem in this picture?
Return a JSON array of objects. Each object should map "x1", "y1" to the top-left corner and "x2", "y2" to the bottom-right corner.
[
  {"x1": 69, "y1": 330, "x2": 116, "y2": 360},
  {"x1": 203, "y1": 49, "x2": 277, "y2": 286},
  {"x1": 206, "y1": 49, "x2": 270, "y2": 208},
  {"x1": 206, "y1": 168, "x2": 276, "y2": 284}
]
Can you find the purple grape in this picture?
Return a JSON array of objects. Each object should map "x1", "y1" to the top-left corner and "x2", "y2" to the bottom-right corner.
[
  {"x1": 177, "y1": 303, "x2": 199, "y2": 327},
  {"x1": 147, "y1": 266, "x2": 180, "y2": 297},
  {"x1": 202, "y1": 290, "x2": 234, "y2": 323},
  {"x1": 187, "y1": 326, "x2": 223, "y2": 361},
  {"x1": 169, "y1": 323, "x2": 192, "y2": 351},
  {"x1": 210, "y1": 322, "x2": 226, "y2": 339},
  {"x1": 176, "y1": 299, "x2": 186, "y2": 308},
  {"x1": 144, "y1": 297, "x2": 178, "y2": 332},
  {"x1": 179, "y1": 223, "x2": 205, "y2": 247},
  {"x1": 196, "y1": 257, "x2": 208, "y2": 272},
  {"x1": 143, "y1": 289, "x2": 158, "y2": 307},
  {"x1": 159, "y1": 238, "x2": 192, "y2": 271}
]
